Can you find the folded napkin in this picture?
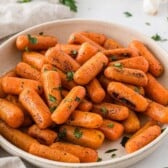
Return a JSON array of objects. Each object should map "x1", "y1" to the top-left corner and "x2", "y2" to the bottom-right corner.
[{"x1": 0, "y1": 0, "x2": 75, "y2": 39}]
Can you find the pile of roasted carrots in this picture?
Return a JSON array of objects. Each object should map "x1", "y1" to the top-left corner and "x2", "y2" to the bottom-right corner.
[{"x1": 0, "y1": 30, "x2": 167, "y2": 163}]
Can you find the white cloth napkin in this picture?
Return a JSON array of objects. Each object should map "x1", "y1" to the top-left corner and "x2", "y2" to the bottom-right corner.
[{"x1": 0, "y1": 0, "x2": 74, "y2": 39}]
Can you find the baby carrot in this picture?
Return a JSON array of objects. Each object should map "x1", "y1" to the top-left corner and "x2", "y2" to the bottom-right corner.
[
  {"x1": 51, "y1": 86, "x2": 86, "y2": 124},
  {"x1": 107, "y1": 82, "x2": 149, "y2": 112},
  {"x1": 86, "y1": 78, "x2": 106, "y2": 103},
  {"x1": 19, "y1": 88, "x2": 52, "y2": 129},
  {"x1": 59, "y1": 125, "x2": 104, "y2": 149},
  {"x1": 74, "y1": 52, "x2": 108, "y2": 85},
  {"x1": 104, "y1": 38, "x2": 123, "y2": 49},
  {"x1": 125, "y1": 84, "x2": 145, "y2": 96},
  {"x1": 78, "y1": 99, "x2": 93, "y2": 112},
  {"x1": 104, "y1": 66, "x2": 148, "y2": 87},
  {"x1": 16, "y1": 34, "x2": 57, "y2": 51},
  {"x1": 50, "y1": 142, "x2": 98, "y2": 163},
  {"x1": 129, "y1": 40, "x2": 163, "y2": 77}
]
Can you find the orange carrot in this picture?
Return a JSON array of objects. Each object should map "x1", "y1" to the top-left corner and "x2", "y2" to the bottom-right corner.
[
  {"x1": 78, "y1": 99, "x2": 93, "y2": 112},
  {"x1": 125, "y1": 84, "x2": 145, "y2": 96},
  {"x1": 104, "y1": 38, "x2": 123, "y2": 49}
]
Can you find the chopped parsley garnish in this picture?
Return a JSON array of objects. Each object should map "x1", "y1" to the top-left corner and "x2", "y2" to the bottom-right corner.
[
  {"x1": 59, "y1": 0, "x2": 77, "y2": 12},
  {"x1": 134, "y1": 86, "x2": 140, "y2": 93},
  {"x1": 39, "y1": 32, "x2": 44, "y2": 35},
  {"x1": 111, "y1": 153, "x2": 116, "y2": 158},
  {"x1": 145, "y1": 22, "x2": 151, "y2": 26},
  {"x1": 53, "y1": 86, "x2": 62, "y2": 91},
  {"x1": 27, "y1": 34, "x2": 38, "y2": 44},
  {"x1": 97, "y1": 157, "x2": 102, "y2": 162},
  {"x1": 24, "y1": 46, "x2": 29, "y2": 52},
  {"x1": 49, "y1": 106, "x2": 57, "y2": 113},
  {"x1": 17, "y1": 0, "x2": 31, "y2": 3},
  {"x1": 58, "y1": 128, "x2": 67, "y2": 139},
  {"x1": 66, "y1": 71, "x2": 74, "y2": 81},
  {"x1": 105, "y1": 149, "x2": 117, "y2": 153},
  {"x1": 120, "y1": 136, "x2": 130, "y2": 147},
  {"x1": 107, "y1": 123, "x2": 114, "y2": 128},
  {"x1": 49, "y1": 94, "x2": 57, "y2": 102},
  {"x1": 113, "y1": 62, "x2": 123, "y2": 68},
  {"x1": 75, "y1": 96, "x2": 80, "y2": 102},
  {"x1": 64, "y1": 98, "x2": 73, "y2": 103},
  {"x1": 151, "y1": 33, "x2": 168, "y2": 42},
  {"x1": 110, "y1": 55, "x2": 118, "y2": 61},
  {"x1": 124, "y1": 11, "x2": 132, "y2": 17},
  {"x1": 70, "y1": 50, "x2": 78, "y2": 57},
  {"x1": 73, "y1": 127, "x2": 83, "y2": 139},
  {"x1": 100, "y1": 107, "x2": 108, "y2": 115}
]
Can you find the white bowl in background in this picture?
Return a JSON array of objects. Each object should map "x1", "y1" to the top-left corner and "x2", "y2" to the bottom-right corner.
[{"x1": 0, "y1": 19, "x2": 168, "y2": 168}]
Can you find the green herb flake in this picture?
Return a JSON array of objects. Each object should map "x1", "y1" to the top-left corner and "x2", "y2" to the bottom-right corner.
[
  {"x1": 49, "y1": 94, "x2": 57, "y2": 102},
  {"x1": 17, "y1": 0, "x2": 31, "y2": 3},
  {"x1": 53, "y1": 86, "x2": 62, "y2": 91},
  {"x1": 52, "y1": 67, "x2": 57, "y2": 71},
  {"x1": 120, "y1": 136, "x2": 130, "y2": 147},
  {"x1": 97, "y1": 157, "x2": 102, "y2": 162},
  {"x1": 24, "y1": 46, "x2": 29, "y2": 52},
  {"x1": 49, "y1": 106, "x2": 57, "y2": 113},
  {"x1": 27, "y1": 34, "x2": 38, "y2": 44},
  {"x1": 107, "y1": 123, "x2": 114, "y2": 128},
  {"x1": 111, "y1": 153, "x2": 116, "y2": 158},
  {"x1": 58, "y1": 128, "x2": 67, "y2": 139},
  {"x1": 100, "y1": 107, "x2": 108, "y2": 115},
  {"x1": 113, "y1": 62, "x2": 123, "y2": 68},
  {"x1": 66, "y1": 71, "x2": 74, "y2": 81},
  {"x1": 124, "y1": 11, "x2": 132, "y2": 17},
  {"x1": 145, "y1": 22, "x2": 151, "y2": 26},
  {"x1": 73, "y1": 127, "x2": 83, "y2": 139},
  {"x1": 110, "y1": 55, "x2": 118, "y2": 61},
  {"x1": 39, "y1": 32, "x2": 44, "y2": 35},
  {"x1": 75, "y1": 96, "x2": 80, "y2": 102},
  {"x1": 105, "y1": 149, "x2": 117, "y2": 153},
  {"x1": 151, "y1": 33, "x2": 168, "y2": 42},
  {"x1": 59, "y1": 0, "x2": 77, "y2": 12},
  {"x1": 70, "y1": 50, "x2": 78, "y2": 57},
  {"x1": 134, "y1": 86, "x2": 140, "y2": 93},
  {"x1": 64, "y1": 98, "x2": 73, "y2": 103},
  {"x1": 161, "y1": 128, "x2": 166, "y2": 133}
]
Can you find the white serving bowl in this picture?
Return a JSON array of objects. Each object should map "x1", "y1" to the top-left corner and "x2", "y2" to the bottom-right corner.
[{"x1": 0, "y1": 19, "x2": 168, "y2": 168}]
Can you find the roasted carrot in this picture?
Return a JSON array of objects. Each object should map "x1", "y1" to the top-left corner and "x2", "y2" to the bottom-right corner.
[
  {"x1": 0, "y1": 120, "x2": 38, "y2": 151},
  {"x1": 28, "y1": 124, "x2": 57, "y2": 145},
  {"x1": 74, "y1": 52, "x2": 108, "y2": 85},
  {"x1": 15, "y1": 62, "x2": 41, "y2": 81},
  {"x1": 122, "y1": 110, "x2": 140, "y2": 133},
  {"x1": 19, "y1": 88, "x2": 52, "y2": 129},
  {"x1": 144, "y1": 73, "x2": 168, "y2": 105},
  {"x1": 29, "y1": 143, "x2": 80, "y2": 163},
  {"x1": 125, "y1": 84, "x2": 145, "y2": 96},
  {"x1": 50, "y1": 142, "x2": 98, "y2": 163},
  {"x1": 107, "y1": 82, "x2": 149, "y2": 112},
  {"x1": 51, "y1": 86, "x2": 86, "y2": 124},
  {"x1": 86, "y1": 78, "x2": 106, "y2": 103},
  {"x1": 109, "y1": 56, "x2": 149, "y2": 73},
  {"x1": 22, "y1": 51, "x2": 45, "y2": 70},
  {"x1": 80, "y1": 31, "x2": 107, "y2": 45},
  {"x1": 129, "y1": 40, "x2": 163, "y2": 77},
  {"x1": 104, "y1": 38, "x2": 123, "y2": 49},
  {"x1": 99, "y1": 119, "x2": 124, "y2": 141},
  {"x1": 41, "y1": 70, "x2": 62, "y2": 110},
  {"x1": 76, "y1": 42, "x2": 98, "y2": 65},
  {"x1": 92, "y1": 102, "x2": 129, "y2": 121},
  {"x1": 45, "y1": 47, "x2": 80, "y2": 72},
  {"x1": 145, "y1": 101, "x2": 168, "y2": 123},
  {"x1": 16, "y1": 34, "x2": 57, "y2": 51},
  {"x1": 125, "y1": 125, "x2": 161, "y2": 153},
  {"x1": 66, "y1": 110, "x2": 103, "y2": 129},
  {"x1": 104, "y1": 66, "x2": 148, "y2": 86},
  {"x1": 59, "y1": 125, "x2": 104, "y2": 149},
  {"x1": 2, "y1": 77, "x2": 43, "y2": 95},
  {"x1": 78, "y1": 99, "x2": 93, "y2": 112},
  {"x1": 68, "y1": 32, "x2": 104, "y2": 51}
]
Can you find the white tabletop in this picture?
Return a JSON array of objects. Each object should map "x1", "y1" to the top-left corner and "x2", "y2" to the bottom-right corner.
[{"x1": 0, "y1": 0, "x2": 168, "y2": 168}]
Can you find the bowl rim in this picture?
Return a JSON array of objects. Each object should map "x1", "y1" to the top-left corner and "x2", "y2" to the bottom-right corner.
[{"x1": 0, "y1": 18, "x2": 168, "y2": 167}]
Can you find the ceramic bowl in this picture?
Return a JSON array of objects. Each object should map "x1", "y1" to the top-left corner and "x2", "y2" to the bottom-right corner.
[{"x1": 0, "y1": 19, "x2": 168, "y2": 168}]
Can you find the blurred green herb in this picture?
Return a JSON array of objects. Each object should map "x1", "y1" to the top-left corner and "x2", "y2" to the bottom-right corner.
[
  {"x1": 105, "y1": 149, "x2": 117, "y2": 153},
  {"x1": 27, "y1": 34, "x2": 38, "y2": 44},
  {"x1": 49, "y1": 106, "x2": 57, "y2": 113},
  {"x1": 97, "y1": 157, "x2": 102, "y2": 162},
  {"x1": 113, "y1": 62, "x2": 123, "y2": 69},
  {"x1": 124, "y1": 11, "x2": 132, "y2": 17},
  {"x1": 145, "y1": 22, "x2": 151, "y2": 26},
  {"x1": 100, "y1": 107, "x2": 108, "y2": 115},
  {"x1": 107, "y1": 123, "x2": 114, "y2": 128},
  {"x1": 111, "y1": 153, "x2": 116, "y2": 158},
  {"x1": 59, "y1": 0, "x2": 77, "y2": 12},
  {"x1": 74, "y1": 127, "x2": 83, "y2": 139},
  {"x1": 49, "y1": 94, "x2": 57, "y2": 102},
  {"x1": 17, "y1": 0, "x2": 31, "y2": 3},
  {"x1": 151, "y1": 33, "x2": 168, "y2": 42},
  {"x1": 66, "y1": 71, "x2": 74, "y2": 81}
]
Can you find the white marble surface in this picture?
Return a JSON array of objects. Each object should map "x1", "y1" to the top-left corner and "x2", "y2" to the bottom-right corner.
[{"x1": 0, "y1": 0, "x2": 168, "y2": 168}]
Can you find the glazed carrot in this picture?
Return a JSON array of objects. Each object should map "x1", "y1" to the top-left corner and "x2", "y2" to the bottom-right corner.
[
  {"x1": 59, "y1": 125, "x2": 104, "y2": 149},
  {"x1": 68, "y1": 32, "x2": 104, "y2": 51},
  {"x1": 45, "y1": 47, "x2": 80, "y2": 72},
  {"x1": 0, "y1": 98, "x2": 24, "y2": 128},
  {"x1": 41, "y1": 70, "x2": 62, "y2": 111},
  {"x1": 104, "y1": 66, "x2": 148, "y2": 86},
  {"x1": 99, "y1": 119, "x2": 124, "y2": 141},
  {"x1": 29, "y1": 143, "x2": 80, "y2": 163},
  {"x1": 19, "y1": 88, "x2": 52, "y2": 129},
  {"x1": 104, "y1": 38, "x2": 123, "y2": 49},
  {"x1": 80, "y1": 31, "x2": 107, "y2": 45},
  {"x1": 22, "y1": 51, "x2": 45, "y2": 70},
  {"x1": 125, "y1": 125, "x2": 161, "y2": 153},
  {"x1": 125, "y1": 84, "x2": 145, "y2": 96},
  {"x1": 92, "y1": 102, "x2": 129, "y2": 121},
  {"x1": 76, "y1": 42, "x2": 98, "y2": 65},
  {"x1": 144, "y1": 73, "x2": 168, "y2": 105},
  {"x1": 78, "y1": 99, "x2": 93, "y2": 112},
  {"x1": 55, "y1": 44, "x2": 80, "y2": 57},
  {"x1": 122, "y1": 110, "x2": 140, "y2": 133},
  {"x1": 50, "y1": 142, "x2": 98, "y2": 163},
  {"x1": 16, "y1": 34, "x2": 57, "y2": 51},
  {"x1": 0, "y1": 120, "x2": 38, "y2": 151},
  {"x1": 144, "y1": 101, "x2": 168, "y2": 123},
  {"x1": 2, "y1": 69, "x2": 17, "y2": 77},
  {"x1": 41, "y1": 64, "x2": 76, "y2": 90},
  {"x1": 15, "y1": 62, "x2": 41, "y2": 81},
  {"x1": 28, "y1": 124, "x2": 57, "y2": 145},
  {"x1": 74, "y1": 52, "x2": 108, "y2": 85},
  {"x1": 103, "y1": 48, "x2": 139, "y2": 58},
  {"x1": 98, "y1": 74, "x2": 112, "y2": 88},
  {"x1": 107, "y1": 82, "x2": 149, "y2": 112},
  {"x1": 86, "y1": 78, "x2": 106, "y2": 103},
  {"x1": 109, "y1": 56, "x2": 149, "y2": 73},
  {"x1": 129, "y1": 40, "x2": 163, "y2": 77},
  {"x1": 51, "y1": 86, "x2": 86, "y2": 124},
  {"x1": 66, "y1": 110, "x2": 103, "y2": 129},
  {"x1": 2, "y1": 77, "x2": 43, "y2": 95}
]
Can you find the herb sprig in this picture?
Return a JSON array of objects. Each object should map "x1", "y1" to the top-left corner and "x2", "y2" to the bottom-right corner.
[
  {"x1": 17, "y1": 0, "x2": 32, "y2": 3},
  {"x1": 59, "y1": 0, "x2": 77, "y2": 12},
  {"x1": 151, "y1": 33, "x2": 168, "y2": 42},
  {"x1": 124, "y1": 11, "x2": 132, "y2": 17}
]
